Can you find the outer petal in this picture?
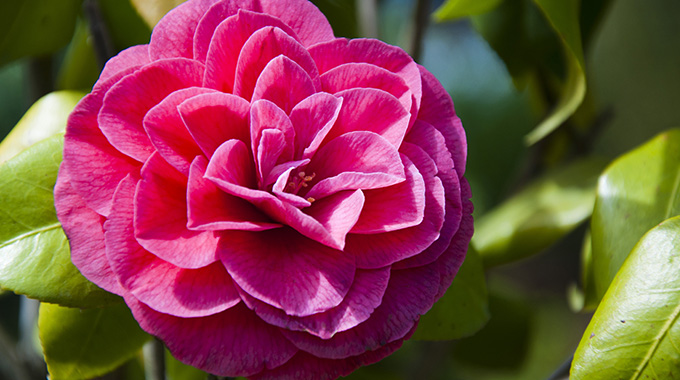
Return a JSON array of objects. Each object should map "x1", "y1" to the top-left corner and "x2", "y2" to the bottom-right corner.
[
  {"x1": 105, "y1": 175, "x2": 240, "y2": 317},
  {"x1": 126, "y1": 298, "x2": 298, "y2": 378},
  {"x1": 219, "y1": 229, "x2": 356, "y2": 317},
  {"x1": 281, "y1": 265, "x2": 439, "y2": 359},
  {"x1": 55, "y1": 164, "x2": 123, "y2": 295},
  {"x1": 99, "y1": 58, "x2": 205, "y2": 162},
  {"x1": 98, "y1": 45, "x2": 150, "y2": 84},
  {"x1": 240, "y1": 267, "x2": 390, "y2": 339},
  {"x1": 144, "y1": 87, "x2": 217, "y2": 175},
  {"x1": 259, "y1": 0, "x2": 335, "y2": 47},
  {"x1": 135, "y1": 153, "x2": 219, "y2": 269},
  {"x1": 178, "y1": 92, "x2": 251, "y2": 158}
]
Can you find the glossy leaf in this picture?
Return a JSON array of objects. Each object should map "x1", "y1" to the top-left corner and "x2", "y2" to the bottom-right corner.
[
  {"x1": 590, "y1": 129, "x2": 680, "y2": 302},
  {"x1": 572, "y1": 216, "x2": 680, "y2": 379},
  {"x1": 0, "y1": 91, "x2": 84, "y2": 163},
  {"x1": 413, "y1": 247, "x2": 489, "y2": 341},
  {"x1": 0, "y1": 0, "x2": 81, "y2": 66},
  {"x1": 434, "y1": 0, "x2": 504, "y2": 21},
  {"x1": 473, "y1": 157, "x2": 607, "y2": 267},
  {"x1": 524, "y1": 0, "x2": 586, "y2": 145},
  {"x1": 40, "y1": 302, "x2": 150, "y2": 380},
  {"x1": 130, "y1": 0, "x2": 186, "y2": 27},
  {"x1": 0, "y1": 136, "x2": 119, "y2": 307}
]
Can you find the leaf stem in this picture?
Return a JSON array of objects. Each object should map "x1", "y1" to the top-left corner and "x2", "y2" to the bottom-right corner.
[
  {"x1": 143, "y1": 338, "x2": 166, "y2": 380},
  {"x1": 410, "y1": 0, "x2": 431, "y2": 62},
  {"x1": 357, "y1": 0, "x2": 379, "y2": 38},
  {"x1": 83, "y1": 0, "x2": 115, "y2": 68}
]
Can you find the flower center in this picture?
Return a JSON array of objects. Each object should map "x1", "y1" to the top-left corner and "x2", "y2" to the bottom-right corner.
[{"x1": 287, "y1": 171, "x2": 316, "y2": 197}]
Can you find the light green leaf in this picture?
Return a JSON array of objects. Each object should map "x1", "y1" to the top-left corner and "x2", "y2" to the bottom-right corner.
[
  {"x1": 434, "y1": 0, "x2": 504, "y2": 21},
  {"x1": 590, "y1": 129, "x2": 680, "y2": 302},
  {"x1": 473, "y1": 157, "x2": 607, "y2": 267},
  {"x1": 0, "y1": 91, "x2": 84, "y2": 163},
  {"x1": 568, "y1": 229, "x2": 600, "y2": 312},
  {"x1": 572, "y1": 216, "x2": 680, "y2": 379},
  {"x1": 166, "y1": 349, "x2": 206, "y2": 380},
  {"x1": 524, "y1": 0, "x2": 586, "y2": 145},
  {"x1": 130, "y1": 0, "x2": 186, "y2": 27},
  {"x1": 40, "y1": 302, "x2": 151, "y2": 380},
  {"x1": 0, "y1": 0, "x2": 81, "y2": 66},
  {"x1": 0, "y1": 136, "x2": 119, "y2": 307},
  {"x1": 56, "y1": 20, "x2": 101, "y2": 91},
  {"x1": 413, "y1": 247, "x2": 489, "y2": 340}
]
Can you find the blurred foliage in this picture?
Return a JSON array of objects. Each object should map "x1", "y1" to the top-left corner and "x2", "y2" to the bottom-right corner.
[{"x1": 0, "y1": 0, "x2": 679, "y2": 379}]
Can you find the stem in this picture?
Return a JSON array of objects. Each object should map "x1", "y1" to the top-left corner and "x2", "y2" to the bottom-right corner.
[
  {"x1": 83, "y1": 0, "x2": 115, "y2": 68},
  {"x1": 410, "y1": 0, "x2": 431, "y2": 62},
  {"x1": 545, "y1": 354, "x2": 573, "y2": 380},
  {"x1": 0, "y1": 323, "x2": 31, "y2": 380},
  {"x1": 357, "y1": 0, "x2": 379, "y2": 38},
  {"x1": 143, "y1": 338, "x2": 166, "y2": 380}
]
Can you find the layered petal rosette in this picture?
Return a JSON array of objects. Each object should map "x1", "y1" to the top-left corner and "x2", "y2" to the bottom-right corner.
[{"x1": 55, "y1": 0, "x2": 473, "y2": 378}]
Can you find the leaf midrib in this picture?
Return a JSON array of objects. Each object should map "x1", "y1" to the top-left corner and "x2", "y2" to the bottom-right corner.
[{"x1": 0, "y1": 222, "x2": 61, "y2": 250}]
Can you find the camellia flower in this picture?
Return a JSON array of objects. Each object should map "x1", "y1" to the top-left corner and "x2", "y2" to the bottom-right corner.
[{"x1": 54, "y1": 0, "x2": 472, "y2": 378}]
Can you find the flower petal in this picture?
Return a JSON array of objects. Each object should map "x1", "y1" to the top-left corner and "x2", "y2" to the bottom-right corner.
[
  {"x1": 126, "y1": 298, "x2": 297, "y2": 378},
  {"x1": 259, "y1": 0, "x2": 335, "y2": 46},
  {"x1": 252, "y1": 55, "x2": 316, "y2": 114},
  {"x1": 99, "y1": 58, "x2": 205, "y2": 162},
  {"x1": 98, "y1": 45, "x2": 150, "y2": 84},
  {"x1": 54, "y1": 165, "x2": 123, "y2": 294},
  {"x1": 289, "y1": 92, "x2": 342, "y2": 160},
  {"x1": 106, "y1": 175, "x2": 240, "y2": 317},
  {"x1": 178, "y1": 92, "x2": 251, "y2": 158},
  {"x1": 219, "y1": 229, "x2": 355, "y2": 317},
  {"x1": 135, "y1": 152, "x2": 219, "y2": 269}
]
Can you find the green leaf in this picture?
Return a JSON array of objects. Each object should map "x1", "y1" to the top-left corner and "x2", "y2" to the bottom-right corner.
[
  {"x1": 40, "y1": 302, "x2": 151, "y2": 380},
  {"x1": 311, "y1": 0, "x2": 359, "y2": 38},
  {"x1": 413, "y1": 247, "x2": 489, "y2": 340},
  {"x1": 0, "y1": 0, "x2": 81, "y2": 66},
  {"x1": 166, "y1": 349, "x2": 206, "y2": 380},
  {"x1": 129, "y1": 0, "x2": 185, "y2": 27},
  {"x1": 99, "y1": 0, "x2": 152, "y2": 51},
  {"x1": 571, "y1": 216, "x2": 680, "y2": 379},
  {"x1": 0, "y1": 91, "x2": 84, "y2": 163},
  {"x1": 56, "y1": 20, "x2": 101, "y2": 91},
  {"x1": 524, "y1": 0, "x2": 586, "y2": 145},
  {"x1": 434, "y1": 0, "x2": 504, "y2": 21},
  {"x1": 0, "y1": 136, "x2": 119, "y2": 307},
  {"x1": 473, "y1": 157, "x2": 607, "y2": 267},
  {"x1": 590, "y1": 129, "x2": 680, "y2": 302},
  {"x1": 568, "y1": 229, "x2": 600, "y2": 312}
]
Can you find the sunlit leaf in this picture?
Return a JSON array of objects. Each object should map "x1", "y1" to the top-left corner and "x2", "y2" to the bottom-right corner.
[
  {"x1": 524, "y1": 0, "x2": 586, "y2": 145},
  {"x1": 572, "y1": 216, "x2": 680, "y2": 379},
  {"x1": 0, "y1": 91, "x2": 84, "y2": 163},
  {"x1": 590, "y1": 129, "x2": 680, "y2": 302},
  {"x1": 473, "y1": 157, "x2": 607, "y2": 267},
  {"x1": 0, "y1": 0, "x2": 81, "y2": 66},
  {"x1": 40, "y1": 302, "x2": 150, "y2": 380},
  {"x1": 130, "y1": 0, "x2": 186, "y2": 27},
  {"x1": 413, "y1": 247, "x2": 489, "y2": 341},
  {"x1": 434, "y1": 0, "x2": 504, "y2": 21},
  {"x1": 0, "y1": 136, "x2": 118, "y2": 307}
]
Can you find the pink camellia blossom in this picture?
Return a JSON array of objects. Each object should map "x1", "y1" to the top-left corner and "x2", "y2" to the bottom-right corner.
[{"x1": 54, "y1": 0, "x2": 472, "y2": 378}]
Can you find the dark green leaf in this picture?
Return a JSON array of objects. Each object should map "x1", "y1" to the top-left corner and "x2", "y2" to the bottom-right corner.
[
  {"x1": 311, "y1": 0, "x2": 359, "y2": 38},
  {"x1": 0, "y1": 0, "x2": 81, "y2": 66},
  {"x1": 572, "y1": 216, "x2": 680, "y2": 379},
  {"x1": 434, "y1": 0, "x2": 504, "y2": 21},
  {"x1": 56, "y1": 20, "x2": 101, "y2": 91},
  {"x1": 413, "y1": 247, "x2": 489, "y2": 340},
  {"x1": 0, "y1": 136, "x2": 119, "y2": 307},
  {"x1": 0, "y1": 91, "x2": 84, "y2": 163},
  {"x1": 99, "y1": 0, "x2": 152, "y2": 51},
  {"x1": 40, "y1": 302, "x2": 150, "y2": 380},
  {"x1": 590, "y1": 129, "x2": 680, "y2": 302},
  {"x1": 473, "y1": 157, "x2": 607, "y2": 267},
  {"x1": 524, "y1": 0, "x2": 586, "y2": 145}
]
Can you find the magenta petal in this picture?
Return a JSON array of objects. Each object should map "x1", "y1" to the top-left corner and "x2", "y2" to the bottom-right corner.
[
  {"x1": 351, "y1": 154, "x2": 425, "y2": 233},
  {"x1": 144, "y1": 87, "x2": 217, "y2": 175},
  {"x1": 205, "y1": 139, "x2": 257, "y2": 189},
  {"x1": 219, "y1": 229, "x2": 355, "y2": 317},
  {"x1": 304, "y1": 190, "x2": 365, "y2": 249},
  {"x1": 55, "y1": 165, "x2": 123, "y2": 295},
  {"x1": 188, "y1": 156, "x2": 280, "y2": 231},
  {"x1": 321, "y1": 62, "x2": 411, "y2": 117},
  {"x1": 98, "y1": 45, "x2": 150, "y2": 84},
  {"x1": 281, "y1": 265, "x2": 439, "y2": 359},
  {"x1": 250, "y1": 100, "x2": 295, "y2": 182},
  {"x1": 289, "y1": 92, "x2": 342, "y2": 160},
  {"x1": 135, "y1": 153, "x2": 219, "y2": 269},
  {"x1": 305, "y1": 131, "x2": 406, "y2": 200},
  {"x1": 241, "y1": 267, "x2": 390, "y2": 339},
  {"x1": 325, "y1": 88, "x2": 410, "y2": 148},
  {"x1": 148, "y1": 0, "x2": 220, "y2": 60},
  {"x1": 99, "y1": 58, "x2": 205, "y2": 162},
  {"x1": 230, "y1": 26, "x2": 320, "y2": 100},
  {"x1": 252, "y1": 55, "x2": 316, "y2": 114},
  {"x1": 127, "y1": 298, "x2": 297, "y2": 378},
  {"x1": 200, "y1": 8, "x2": 297, "y2": 89},
  {"x1": 253, "y1": 338, "x2": 405, "y2": 380},
  {"x1": 105, "y1": 175, "x2": 240, "y2": 317},
  {"x1": 178, "y1": 92, "x2": 250, "y2": 158},
  {"x1": 64, "y1": 89, "x2": 141, "y2": 217},
  {"x1": 417, "y1": 65, "x2": 467, "y2": 176},
  {"x1": 259, "y1": 0, "x2": 335, "y2": 47},
  {"x1": 256, "y1": 129, "x2": 287, "y2": 187}
]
